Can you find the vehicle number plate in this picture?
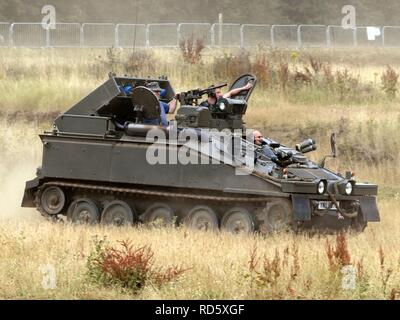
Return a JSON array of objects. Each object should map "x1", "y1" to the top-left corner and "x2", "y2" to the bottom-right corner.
[{"x1": 318, "y1": 201, "x2": 338, "y2": 210}]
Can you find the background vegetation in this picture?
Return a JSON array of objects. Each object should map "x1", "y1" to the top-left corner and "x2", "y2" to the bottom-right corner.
[
  {"x1": 1, "y1": 0, "x2": 400, "y2": 26},
  {"x1": 0, "y1": 46, "x2": 399, "y2": 299}
]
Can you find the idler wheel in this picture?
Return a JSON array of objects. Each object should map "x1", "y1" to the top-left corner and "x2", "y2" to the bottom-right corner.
[
  {"x1": 143, "y1": 203, "x2": 174, "y2": 226},
  {"x1": 221, "y1": 207, "x2": 254, "y2": 234},
  {"x1": 101, "y1": 200, "x2": 135, "y2": 226},
  {"x1": 257, "y1": 199, "x2": 292, "y2": 234},
  {"x1": 185, "y1": 205, "x2": 219, "y2": 232},
  {"x1": 67, "y1": 198, "x2": 100, "y2": 225},
  {"x1": 40, "y1": 186, "x2": 65, "y2": 215}
]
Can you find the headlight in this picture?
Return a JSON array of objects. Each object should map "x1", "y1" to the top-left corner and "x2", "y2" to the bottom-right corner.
[
  {"x1": 317, "y1": 180, "x2": 325, "y2": 194},
  {"x1": 219, "y1": 102, "x2": 226, "y2": 111},
  {"x1": 345, "y1": 181, "x2": 353, "y2": 195}
]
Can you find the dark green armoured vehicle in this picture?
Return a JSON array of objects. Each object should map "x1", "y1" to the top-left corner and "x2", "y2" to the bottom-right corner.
[{"x1": 21, "y1": 74, "x2": 380, "y2": 233}]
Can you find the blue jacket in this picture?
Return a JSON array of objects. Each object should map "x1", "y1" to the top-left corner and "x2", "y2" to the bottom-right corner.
[{"x1": 143, "y1": 101, "x2": 169, "y2": 127}]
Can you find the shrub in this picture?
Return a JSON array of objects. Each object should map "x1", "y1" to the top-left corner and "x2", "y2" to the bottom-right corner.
[
  {"x1": 325, "y1": 232, "x2": 351, "y2": 273},
  {"x1": 277, "y1": 62, "x2": 290, "y2": 93},
  {"x1": 245, "y1": 242, "x2": 302, "y2": 299},
  {"x1": 123, "y1": 49, "x2": 156, "y2": 75},
  {"x1": 214, "y1": 49, "x2": 251, "y2": 81},
  {"x1": 379, "y1": 246, "x2": 393, "y2": 295},
  {"x1": 251, "y1": 51, "x2": 271, "y2": 88},
  {"x1": 86, "y1": 238, "x2": 188, "y2": 294},
  {"x1": 381, "y1": 65, "x2": 399, "y2": 99},
  {"x1": 95, "y1": 47, "x2": 121, "y2": 73}
]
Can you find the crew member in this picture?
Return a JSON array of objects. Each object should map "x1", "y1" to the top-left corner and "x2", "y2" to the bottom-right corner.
[
  {"x1": 145, "y1": 82, "x2": 178, "y2": 127},
  {"x1": 253, "y1": 130, "x2": 275, "y2": 159},
  {"x1": 200, "y1": 81, "x2": 254, "y2": 110}
]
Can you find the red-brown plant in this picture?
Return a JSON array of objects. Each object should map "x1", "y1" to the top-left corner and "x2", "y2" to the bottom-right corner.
[
  {"x1": 87, "y1": 239, "x2": 188, "y2": 293},
  {"x1": 179, "y1": 35, "x2": 205, "y2": 64},
  {"x1": 325, "y1": 232, "x2": 351, "y2": 272}
]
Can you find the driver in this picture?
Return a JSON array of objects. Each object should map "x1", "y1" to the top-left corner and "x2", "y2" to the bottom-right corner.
[{"x1": 253, "y1": 130, "x2": 276, "y2": 159}]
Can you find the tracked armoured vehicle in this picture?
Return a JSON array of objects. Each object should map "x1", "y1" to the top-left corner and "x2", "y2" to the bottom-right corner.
[{"x1": 21, "y1": 74, "x2": 380, "y2": 233}]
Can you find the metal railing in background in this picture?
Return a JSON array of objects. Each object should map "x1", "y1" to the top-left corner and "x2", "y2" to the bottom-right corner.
[
  {"x1": 298, "y1": 25, "x2": 327, "y2": 48},
  {"x1": 211, "y1": 23, "x2": 241, "y2": 47},
  {"x1": 271, "y1": 25, "x2": 298, "y2": 48},
  {"x1": 116, "y1": 24, "x2": 147, "y2": 48},
  {"x1": 49, "y1": 23, "x2": 81, "y2": 47},
  {"x1": 178, "y1": 23, "x2": 212, "y2": 47},
  {"x1": 3, "y1": 22, "x2": 400, "y2": 49},
  {"x1": 10, "y1": 23, "x2": 47, "y2": 47},
  {"x1": 81, "y1": 23, "x2": 115, "y2": 47},
  {"x1": 383, "y1": 26, "x2": 400, "y2": 48},
  {"x1": 147, "y1": 23, "x2": 178, "y2": 47},
  {"x1": 327, "y1": 25, "x2": 356, "y2": 48},
  {"x1": 240, "y1": 24, "x2": 271, "y2": 47},
  {"x1": 0, "y1": 22, "x2": 10, "y2": 47},
  {"x1": 356, "y1": 27, "x2": 383, "y2": 47}
]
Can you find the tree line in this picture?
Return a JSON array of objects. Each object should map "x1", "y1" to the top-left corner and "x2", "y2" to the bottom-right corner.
[{"x1": 0, "y1": 0, "x2": 398, "y2": 26}]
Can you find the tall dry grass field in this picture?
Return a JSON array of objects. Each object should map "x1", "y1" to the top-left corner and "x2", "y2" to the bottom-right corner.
[{"x1": 0, "y1": 47, "x2": 399, "y2": 299}]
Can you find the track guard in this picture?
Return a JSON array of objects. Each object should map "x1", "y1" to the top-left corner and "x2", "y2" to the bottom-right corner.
[
  {"x1": 360, "y1": 197, "x2": 380, "y2": 222},
  {"x1": 21, "y1": 177, "x2": 40, "y2": 207}
]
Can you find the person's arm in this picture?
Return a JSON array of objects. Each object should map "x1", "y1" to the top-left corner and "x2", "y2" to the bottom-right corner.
[
  {"x1": 168, "y1": 96, "x2": 178, "y2": 113},
  {"x1": 222, "y1": 82, "x2": 253, "y2": 98}
]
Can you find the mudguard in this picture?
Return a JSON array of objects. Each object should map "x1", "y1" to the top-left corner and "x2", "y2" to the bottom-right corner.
[
  {"x1": 21, "y1": 177, "x2": 40, "y2": 207},
  {"x1": 360, "y1": 196, "x2": 380, "y2": 222}
]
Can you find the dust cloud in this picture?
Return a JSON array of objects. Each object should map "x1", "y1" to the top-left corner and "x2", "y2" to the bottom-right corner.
[{"x1": 0, "y1": 161, "x2": 41, "y2": 222}]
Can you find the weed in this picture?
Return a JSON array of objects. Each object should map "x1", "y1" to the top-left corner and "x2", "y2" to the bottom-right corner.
[
  {"x1": 308, "y1": 55, "x2": 323, "y2": 74},
  {"x1": 251, "y1": 51, "x2": 271, "y2": 88},
  {"x1": 95, "y1": 47, "x2": 121, "y2": 73},
  {"x1": 86, "y1": 238, "x2": 187, "y2": 294},
  {"x1": 335, "y1": 68, "x2": 360, "y2": 102},
  {"x1": 379, "y1": 246, "x2": 393, "y2": 295},
  {"x1": 179, "y1": 35, "x2": 205, "y2": 65},
  {"x1": 389, "y1": 288, "x2": 400, "y2": 300},
  {"x1": 124, "y1": 49, "x2": 156, "y2": 75},
  {"x1": 290, "y1": 242, "x2": 300, "y2": 281},
  {"x1": 381, "y1": 65, "x2": 399, "y2": 99},
  {"x1": 214, "y1": 49, "x2": 251, "y2": 81},
  {"x1": 355, "y1": 258, "x2": 370, "y2": 297},
  {"x1": 325, "y1": 232, "x2": 351, "y2": 272},
  {"x1": 278, "y1": 62, "x2": 289, "y2": 93}
]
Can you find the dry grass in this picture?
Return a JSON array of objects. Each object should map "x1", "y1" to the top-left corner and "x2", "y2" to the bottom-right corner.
[
  {"x1": 0, "y1": 47, "x2": 399, "y2": 299},
  {"x1": 1, "y1": 47, "x2": 400, "y2": 112},
  {"x1": 0, "y1": 199, "x2": 399, "y2": 299},
  {"x1": 0, "y1": 118, "x2": 398, "y2": 300}
]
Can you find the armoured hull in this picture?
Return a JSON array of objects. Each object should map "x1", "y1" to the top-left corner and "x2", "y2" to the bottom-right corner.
[{"x1": 22, "y1": 128, "x2": 379, "y2": 233}]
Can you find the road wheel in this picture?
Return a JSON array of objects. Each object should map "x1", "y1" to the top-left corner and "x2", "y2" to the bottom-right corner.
[
  {"x1": 185, "y1": 205, "x2": 219, "y2": 232},
  {"x1": 101, "y1": 200, "x2": 135, "y2": 226},
  {"x1": 221, "y1": 207, "x2": 254, "y2": 234},
  {"x1": 143, "y1": 203, "x2": 174, "y2": 226},
  {"x1": 40, "y1": 186, "x2": 65, "y2": 215},
  {"x1": 257, "y1": 199, "x2": 293, "y2": 234},
  {"x1": 67, "y1": 198, "x2": 100, "y2": 225}
]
